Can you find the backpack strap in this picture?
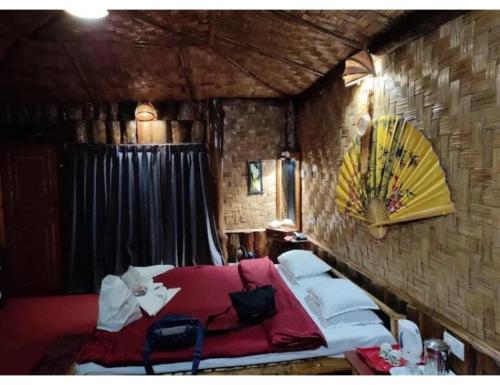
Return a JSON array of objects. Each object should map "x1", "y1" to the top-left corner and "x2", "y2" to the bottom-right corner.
[
  {"x1": 191, "y1": 324, "x2": 204, "y2": 374},
  {"x1": 143, "y1": 334, "x2": 155, "y2": 375}
]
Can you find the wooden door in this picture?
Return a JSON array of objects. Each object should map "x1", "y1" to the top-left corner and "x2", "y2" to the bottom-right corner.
[{"x1": 0, "y1": 145, "x2": 62, "y2": 294}]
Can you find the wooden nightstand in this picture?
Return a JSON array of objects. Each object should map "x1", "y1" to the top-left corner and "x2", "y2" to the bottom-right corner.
[
  {"x1": 265, "y1": 228, "x2": 311, "y2": 262},
  {"x1": 344, "y1": 351, "x2": 379, "y2": 375}
]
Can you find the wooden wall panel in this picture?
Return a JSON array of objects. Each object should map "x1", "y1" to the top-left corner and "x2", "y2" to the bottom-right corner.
[
  {"x1": 222, "y1": 99, "x2": 286, "y2": 230},
  {"x1": 297, "y1": 11, "x2": 500, "y2": 353}
]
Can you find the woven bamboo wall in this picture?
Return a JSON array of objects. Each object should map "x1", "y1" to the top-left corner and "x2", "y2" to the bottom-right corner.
[
  {"x1": 297, "y1": 11, "x2": 500, "y2": 349},
  {"x1": 222, "y1": 99, "x2": 286, "y2": 230}
]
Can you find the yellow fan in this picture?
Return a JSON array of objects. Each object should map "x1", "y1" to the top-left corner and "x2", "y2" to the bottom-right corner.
[{"x1": 335, "y1": 115, "x2": 455, "y2": 238}]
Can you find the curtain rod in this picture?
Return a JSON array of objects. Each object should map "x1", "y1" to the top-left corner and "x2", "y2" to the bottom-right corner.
[{"x1": 64, "y1": 142, "x2": 208, "y2": 150}]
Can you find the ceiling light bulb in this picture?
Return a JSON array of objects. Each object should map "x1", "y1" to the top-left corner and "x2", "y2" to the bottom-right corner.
[{"x1": 65, "y1": 8, "x2": 109, "y2": 19}]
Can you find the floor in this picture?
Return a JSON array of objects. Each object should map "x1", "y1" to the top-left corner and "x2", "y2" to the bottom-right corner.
[{"x1": 0, "y1": 294, "x2": 98, "y2": 375}]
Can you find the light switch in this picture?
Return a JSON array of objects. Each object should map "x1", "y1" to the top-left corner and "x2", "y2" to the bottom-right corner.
[{"x1": 443, "y1": 331, "x2": 465, "y2": 361}]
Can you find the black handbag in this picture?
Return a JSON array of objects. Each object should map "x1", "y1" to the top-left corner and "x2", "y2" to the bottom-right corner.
[
  {"x1": 206, "y1": 285, "x2": 276, "y2": 333},
  {"x1": 229, "y1": 285, "x2": 276, "y2": 324}
]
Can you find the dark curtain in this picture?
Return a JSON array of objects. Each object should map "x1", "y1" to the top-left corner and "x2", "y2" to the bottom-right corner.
[{"x1": 66, "y1": 144, "x2": 223, "y2": 293}]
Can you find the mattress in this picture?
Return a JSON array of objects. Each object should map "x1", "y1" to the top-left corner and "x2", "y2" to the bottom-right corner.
[{"x1": 75, "y1": 265, "x2": 395, "y2": 374}]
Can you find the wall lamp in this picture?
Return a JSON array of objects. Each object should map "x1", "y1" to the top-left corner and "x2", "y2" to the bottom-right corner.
[
  {"x1": 135, "y1": 102, "x2": 157, "y2": 122},
  {"x1": 343, "y1": 50, "x2": 376, "y2": 87}
]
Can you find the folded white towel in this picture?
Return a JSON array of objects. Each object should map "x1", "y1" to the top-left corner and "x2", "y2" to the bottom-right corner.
[
  {"x1": 121, "y1": 265, "x2": 179, "y2": 317},
  {"x1": 134, "y1": 265, "x2": 174, "y2": 280},
  {"x1": 121, "y1": 266, "x2": 149, "y2": 291},
  {"x1": 97, "y1": 275, "x2": 142, "y2": 332},
  {"x1": 136, "y1": 284, "x2": 181, "y2": 317}
]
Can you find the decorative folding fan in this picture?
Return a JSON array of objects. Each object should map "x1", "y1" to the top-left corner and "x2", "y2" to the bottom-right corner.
[{"x1": 335, "y1": 115, "x2": 455, "y2": 239}]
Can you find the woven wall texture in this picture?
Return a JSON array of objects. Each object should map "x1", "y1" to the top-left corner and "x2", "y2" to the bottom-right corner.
[
  {"x1": 223, "y1": 99, "x2": 286, "y2": 230},
  {"x1": 297, "y1": 11, "x2": 500, "y2": 349}
]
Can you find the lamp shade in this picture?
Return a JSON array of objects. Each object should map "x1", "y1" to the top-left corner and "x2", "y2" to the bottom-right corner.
[
  {"x1": 135, "y1": 102, "x2": 157, "y2": 121},
  {"x1": 66, "y1": 8, "x2": 108, "y2": 19},
  {"x1": 343, "y1": 50, "x2": 375, "y2": 87}
]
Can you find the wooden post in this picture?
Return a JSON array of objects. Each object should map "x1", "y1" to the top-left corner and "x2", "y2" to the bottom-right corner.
[
  {"x1": 109, "y1": 121, "x2": 121, "y2": 144},
  {"x1": 75, "y1": 120, "x2": 87, "y2": 143},
  {"x1": 178, "y1": 101, "x2": 196, "y2": 120},
  {"x1": 124, "y1": 121, "x2": 137, "y2": 144},
  {"x1": 191, "y1": 120, "x2": 205, "y2": 143},
  {"x1": 92, "y1": 120, "x2": 107, "y2": 144},
  {"x1": 240, "y1": 232, "x2": 255, "y2": 253},
  {"x1": 137, "y1": 120, "x2": 167, "y2": 144},
  {"x1": 109, "y1": 102, "x2": 119, "y2": 121},
  {"x1": 171, "y1": 120, "x2": 189, "y2": 143},
  {"x1": 207, "y1": 98, "x2": 227, "y2": 262},
  {"x1": 162, "y1": 101, "x2": 177, "y2": 121},
  {"x1": 95, "y1": 102, "x2": 107, "y2": 121},
  {"x1": 254, "y1": 231, "x2": 267, "y2": 257}
]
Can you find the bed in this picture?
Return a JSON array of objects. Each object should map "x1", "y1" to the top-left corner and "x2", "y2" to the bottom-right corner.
[{"x1": 74, "y1": 258, "x2": 403, "y2": 375}]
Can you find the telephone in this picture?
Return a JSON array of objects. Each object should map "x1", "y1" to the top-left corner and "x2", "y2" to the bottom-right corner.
[{"x1": 292, "y1": 232, "x2": 307, "y2": 241}]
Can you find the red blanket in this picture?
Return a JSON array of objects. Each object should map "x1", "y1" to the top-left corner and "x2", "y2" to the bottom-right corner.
[{"x1": 76, "y1": 257, "x2": 325, "y2": 368}]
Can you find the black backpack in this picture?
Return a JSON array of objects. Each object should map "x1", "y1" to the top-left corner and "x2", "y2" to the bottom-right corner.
[{"x1": 144, "y1": 315, "x2": 204, "y2": 375}]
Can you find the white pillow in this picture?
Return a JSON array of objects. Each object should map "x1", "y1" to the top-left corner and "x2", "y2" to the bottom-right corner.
[
  {"x1": 305, "y1": 295, "x2": 382, "y2": 329},
  {"x1": 277, "y1": 250, "x2": 331, "y2": 279},
  {"x1": 278, "y1": 263, "x2": 298, "y2": 285},
  {"x1": 295, "y1": 273, "x2": 335, "y2": 289},
  {"x1": 307, "y1": 278, "x2": 378, "y2": 318}
]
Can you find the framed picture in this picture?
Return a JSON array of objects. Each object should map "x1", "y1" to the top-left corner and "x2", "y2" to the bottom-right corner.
[{"x1": 247, "y1": 160, "x2": 263, "y2": 195}]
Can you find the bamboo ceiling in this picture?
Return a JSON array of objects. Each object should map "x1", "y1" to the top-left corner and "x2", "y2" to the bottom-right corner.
[{"x1": 0, "y1": 10, "x2": 408, "y2": 102}]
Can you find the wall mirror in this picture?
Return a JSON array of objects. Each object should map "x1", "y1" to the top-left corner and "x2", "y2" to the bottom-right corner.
[{"x1": 276, "y1": 152, "x2": 301, "y2": 230}]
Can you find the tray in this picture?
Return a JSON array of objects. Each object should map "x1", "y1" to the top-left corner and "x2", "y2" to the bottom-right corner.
[{"x1": 356, "y1": 344, "x2": 403, "y2": 373}]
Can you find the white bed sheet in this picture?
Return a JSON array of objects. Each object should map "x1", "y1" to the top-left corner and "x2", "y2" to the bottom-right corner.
[{"x1": 75, "y1": 265, "x2": 396, "y2": 375}]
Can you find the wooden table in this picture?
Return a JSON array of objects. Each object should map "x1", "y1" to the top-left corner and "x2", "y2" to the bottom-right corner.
[
  {"x1": 344, "y1": 351, "x2": 379, "y2": 375},
  {"x1": 265, "y1": 227, "x2": 311, "y2": 262}
]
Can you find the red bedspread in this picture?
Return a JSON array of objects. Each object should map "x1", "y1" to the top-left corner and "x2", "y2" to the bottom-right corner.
[{"x1": 76, "y1": 257, "x2": 325, "y2": 368}]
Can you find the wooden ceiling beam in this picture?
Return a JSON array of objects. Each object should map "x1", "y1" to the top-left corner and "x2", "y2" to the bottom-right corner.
[
  {"x1": 212, "y1": 46, "x2": 288, "y2": 97},
  {"x1": 0, "y1": 40, "x2": 21, "y2": 70},
  {"x1": 0, "y1": 24, "x2": 27, "y2": 41},
  {"x1": 267, "y1": 11, "x2": 363, "y2": 50},
  {"x1": 178, "y1": 47, "x2": 196, "y2": 100},
  {"x1": 0, "y1": 11, "x2": 64, "y2": 70},
  {"x1": 217, "y1": 34, "x2": 325, "y2": 77},
  {"x1": 63, "y1": 43, "x2": 95, "y2": 102},
  {"x1": 130, "y1": 11, "x2": 201, "y2": 45},
  {"x1": 7, "y1": 37, "x2": 202, "y2": 48},
  {"x1": 370, "y1": 10, "x2": 394, "y2": 22},
  {"x1": 27, "y1": 12, "x2": 65, "y2": 37},
  {"x1": 208, "y1": 11, "x2": 216, "y2": 47},
  {"x1": 369, "y1": 10, "x2": 468, "y2": 54}
]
